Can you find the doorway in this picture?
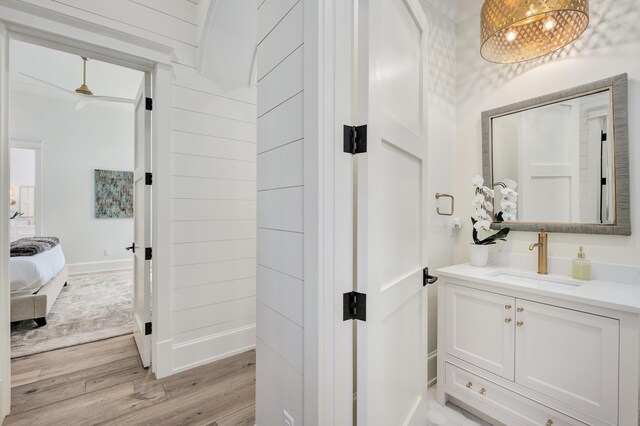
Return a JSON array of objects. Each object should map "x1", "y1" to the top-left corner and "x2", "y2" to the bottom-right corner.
[{"x1": 5, "y1": 39, "x2": 152, "y2": 366}]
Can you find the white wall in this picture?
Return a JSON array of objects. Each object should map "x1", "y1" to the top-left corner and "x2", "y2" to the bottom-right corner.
[
  {"x1": 3, "y1": 0, "x2": 258, "y2": 376},
  {"x1": 454, "y1": 0, "x2": 640, "y2": 266},
  {"x1": 255, "y1": 0, "x2": 304, "y2": 424},
  {"x1": 10, "y1": 91, "x2": 135, "y2": 267},
  {"x1": 420, "y1": 0, "x2": 458, "y2": 385}
]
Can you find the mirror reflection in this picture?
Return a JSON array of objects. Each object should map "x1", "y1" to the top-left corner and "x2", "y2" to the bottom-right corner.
[
  {"x1": 492, "y1": 90, "x2": 614, "y2": 224},
  {"x1": 19, "y1": 186, "x2": 35, "y2": 217}
]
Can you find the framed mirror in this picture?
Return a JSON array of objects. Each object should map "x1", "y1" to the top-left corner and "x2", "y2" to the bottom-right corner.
[
  {"x1": 482, "y1": 74, "x2": 630, "y2": 235},
  {"x1": 19, "y1": 186, "x2": 35, "y2": 217}
]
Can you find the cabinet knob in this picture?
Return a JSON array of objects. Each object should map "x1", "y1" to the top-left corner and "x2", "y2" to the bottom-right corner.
[
  {"x1": 517, "y1": 321, "x2": 524, "y2": 327},
  {"x1": 505, "y1": 304, "x2": 512, "y2": 309},
  {"x1": 517, "y1": 307, "x2": 524, "y2": 313},
  {"x1": 479, "y1": 388, "x2": 486, "y2": 395},
  {"x1": 504, "y1": 318, "x2": 512, "y2": 323},
  {"x1": 465, "y1": 382, "x2": 472, "y2": 388},
  {"x1": 546, "y1": 420, "x2": 553, "y2": 426}
]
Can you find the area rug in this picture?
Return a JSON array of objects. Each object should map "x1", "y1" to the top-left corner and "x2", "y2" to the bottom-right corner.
[{"x1": 11, "y1": 270, "x2": 135, "y2": 358}]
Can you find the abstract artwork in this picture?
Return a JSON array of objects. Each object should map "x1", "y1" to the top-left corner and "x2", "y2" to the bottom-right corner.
[{"x1": 94, "y1": 169, "x2": 133, "y2": 219}]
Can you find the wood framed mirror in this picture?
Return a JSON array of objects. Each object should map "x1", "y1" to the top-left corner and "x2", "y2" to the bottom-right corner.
[{"x1": 482, "y1": 74, "x2": 630, "y2": 235}]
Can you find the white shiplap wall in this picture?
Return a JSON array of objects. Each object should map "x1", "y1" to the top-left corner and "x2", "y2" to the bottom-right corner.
[
  {"x1": 256, "y1": 0, "x2": 304, "y2": 424},
  {"x1": 169, "y1": 66, "x2": 257, "y2": 372},
  {"x1": 10, "y1": 0, "x2": 258, "y2": 374}
]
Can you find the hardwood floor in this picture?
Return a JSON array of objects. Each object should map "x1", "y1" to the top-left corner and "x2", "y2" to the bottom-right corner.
[{"x1": 4, "y1": 334, "x2": 256, "y2": 426}]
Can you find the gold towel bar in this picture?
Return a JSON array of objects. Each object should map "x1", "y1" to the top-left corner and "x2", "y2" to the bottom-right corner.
[{"x1": 435, "y1": 193, "x2": 454, "y2": 216}]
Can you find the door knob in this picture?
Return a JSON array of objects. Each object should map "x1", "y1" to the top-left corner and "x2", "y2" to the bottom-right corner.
[
  {"x1": 465, "y1": 382, "x2": 472, "y2": 388},
  {"x1": 505, "y1": 304, "x2": 512, "y2": 309},
  {"x1": 504, "y1": 318, "x2": 512, "y2": 323},
  {"x1": 517, "y1": 321, "x2": 524, "y2": 327},
  {"x1": 479, "y1": 388, "x2": 486, "y2": 395},
  {"x1": 126, "y1": 243, "x2": 135, "y2": 253},
  {"x1": 517, "y1": 307, "x2": 524, "y2": 313}
]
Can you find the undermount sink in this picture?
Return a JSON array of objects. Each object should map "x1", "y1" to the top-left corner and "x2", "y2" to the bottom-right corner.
[{"x1": 486, "y1": 269, "x2": 585, "y2": 288}]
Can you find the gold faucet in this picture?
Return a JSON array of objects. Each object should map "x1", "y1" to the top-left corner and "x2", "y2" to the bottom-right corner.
[{"x1": 529, "y1": 228, "x2": 548, "y2": 275}]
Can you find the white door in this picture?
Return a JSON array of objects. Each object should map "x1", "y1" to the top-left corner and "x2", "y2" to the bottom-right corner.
[
  {"x1": 355, "y1": 0, "x2": 429, "y2": 424},
  {"x1": 132, "y1": 76, "x2": 151, "y2": 367},
  {"x1": 445, "y1": 284, "x2": 515, "y2": 380},
  {"x1": 519, "y1": 103, "x2": 579, "y2": 222},
  {"x1": 515, "y1": 300, "x2": 619, "y2": 424}
]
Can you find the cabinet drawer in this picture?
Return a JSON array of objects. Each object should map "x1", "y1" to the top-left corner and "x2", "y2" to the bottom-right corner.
[{"x1": 445, "y1": 363, "x2": 588, "y2": 426}]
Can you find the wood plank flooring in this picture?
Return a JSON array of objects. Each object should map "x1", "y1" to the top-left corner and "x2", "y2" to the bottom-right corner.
[{"x1": 4, "y1": 334, "x2": 256, "y2": 426}]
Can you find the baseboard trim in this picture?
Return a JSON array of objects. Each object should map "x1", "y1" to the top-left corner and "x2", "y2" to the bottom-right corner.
[
  {"x1": 154, "y1": 338, "x2": 173, "y2": 379},
  {"x1": 172, "y1": 324, "x2": 256, "y2": 374},
  {"x1": 68, "y1": 259, "x2": 133, "y2": 275}
]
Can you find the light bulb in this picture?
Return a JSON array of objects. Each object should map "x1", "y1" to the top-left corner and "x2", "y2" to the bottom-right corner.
[
  {"x1": 543, "y1": 17, "x2": 557, "y2": 31},
  {"x1": 506, "y1": 29, "x2": 518, "y2": 42}
]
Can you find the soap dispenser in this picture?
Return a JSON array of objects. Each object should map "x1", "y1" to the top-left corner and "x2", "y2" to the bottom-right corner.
[{"x1": 572, "y1": 246, "x2": 591, "y2": 280}]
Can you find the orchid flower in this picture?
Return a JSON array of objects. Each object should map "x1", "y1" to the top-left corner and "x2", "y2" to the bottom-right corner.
[
  {"x1": 471, "y1": 175, "x2": 484, "y2": 189},
  {"x1": 473, "y1": 219, "x2": 492, "y2": 232},
  {"x1": 502, "y1": 178, "x2": 518, "y2": 189},
  {"x1": 472, "y1": 193, "x2": 485, "y2": 209}
]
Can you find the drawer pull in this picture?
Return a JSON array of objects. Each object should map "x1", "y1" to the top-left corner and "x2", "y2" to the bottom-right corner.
[
  {"x1": 465, "y1": 382, "x2": 472, "y2": 388},
  {"x1": 505, "y1": 318, "x2": 512, "y2": 323},
  {"x1": 517, "y1": 307, "x2": 524, "y2": 313},
  {"x1": 546, "y1": 420, "x2": 553, "y2": 426},
  {"x1": 517, "y1": 321, "x2": 524, "y2": 327},
  {"x1": 505, "y1": 304, "x2": 512, "y2": 309},
  {"x1": 479, "y1": 388, "x2": 486, "y2": 395}
]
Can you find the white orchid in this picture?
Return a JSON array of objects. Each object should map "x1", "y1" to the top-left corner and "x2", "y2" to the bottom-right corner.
[
  {"x1": 501, "y1": 200, "x2": 517, "y2": 209},
  {"x1": 472, "y1": 208, "x2": 489, "y2": 221},
  {"x1": 482, "y1": 186, "x2": 495, "y2": 198},
  {"x1": 500, "y1": 187, "x2": 517, "y2": 198},
  {"x1": 471, "y1": 175, "x2": 484, "y2": 189},
  {"x1": 472, "y1": 193, "x2": 485, "y2": 209},
  {"x1": 473, "y1": 219, "x2": 492, "y2": 232},
  {"x1": 470, "y1": 174, "x2": 513, "y2": 246},
  {"x1": 502, "y1": 178, "x2": 518, "y2": 189}
]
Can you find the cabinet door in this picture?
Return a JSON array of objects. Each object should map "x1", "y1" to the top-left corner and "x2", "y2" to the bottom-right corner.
[
  {"x1": 515, "y1": 300, "x2": 619, "y2": 425},
  {"x1": 446, "y1": 284, "x2": 515, "y2": 380}
]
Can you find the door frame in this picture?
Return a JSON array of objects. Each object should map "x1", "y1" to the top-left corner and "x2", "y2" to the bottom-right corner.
[{"x1": 0, "y1": 7, "x2": 174, "y2": 421}]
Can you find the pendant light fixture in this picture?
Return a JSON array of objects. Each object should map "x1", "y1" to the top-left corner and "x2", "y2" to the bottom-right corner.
[{"x1": 480, "y1": 0, "x2": 589, "y2": 64}]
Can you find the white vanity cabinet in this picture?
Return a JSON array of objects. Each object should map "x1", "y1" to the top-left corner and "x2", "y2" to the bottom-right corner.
[{"x1": 437, "y1": 272, "x2": 639, "y2": 426}]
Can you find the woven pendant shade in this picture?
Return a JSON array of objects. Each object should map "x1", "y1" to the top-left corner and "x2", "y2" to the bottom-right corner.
[{"x1": 481, "y1": 0, "x2": 589, "y2": 63}]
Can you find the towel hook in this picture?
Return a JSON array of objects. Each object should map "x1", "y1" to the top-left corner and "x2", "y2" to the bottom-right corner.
[{"x1": 435, "y1": 193, "x2": 454, "y2": 216}]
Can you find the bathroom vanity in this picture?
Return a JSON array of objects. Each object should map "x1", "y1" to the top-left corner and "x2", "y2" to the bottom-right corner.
[{"x1": 436, "y1": 264, "x2": 640, "y2": 426}]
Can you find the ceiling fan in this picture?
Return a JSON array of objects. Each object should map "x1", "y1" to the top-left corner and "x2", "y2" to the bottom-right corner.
[{"x1": 19, "y1": 57, "x2": 134, "y2": 110}]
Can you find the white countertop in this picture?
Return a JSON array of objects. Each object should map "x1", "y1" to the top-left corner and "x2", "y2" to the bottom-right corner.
[{"x1": 437, "y1": 263, "x2": 640, "y2": 314}]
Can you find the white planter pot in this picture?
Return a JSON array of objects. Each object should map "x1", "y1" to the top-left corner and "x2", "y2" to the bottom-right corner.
[{"x1": 470, "y1": 244, "x2": 489, "y2": 267}]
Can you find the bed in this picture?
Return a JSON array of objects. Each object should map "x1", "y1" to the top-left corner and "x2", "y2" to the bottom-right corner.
[{"x1": 10, "y1": 240, "x2": 67, "y2": 326}]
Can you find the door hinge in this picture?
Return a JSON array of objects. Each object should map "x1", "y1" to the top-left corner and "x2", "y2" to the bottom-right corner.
[
  {"x1": 145, "y1": 172, "x2": 152, "y2": 185},
  {"x1": 145, "y1": 247, "x2": 152, "y2": 260},
  {"x1": 601, "y1": 131, "x2": 607, "y2": 142},
  {"x1": 343, "y1": 291, "x2": 366, "y2": 322},
  {"x1": 343, "y1": 125, "x2": 367, "y2": 155},
  {"x1": 145, "y1": 97, "x2": 153, "y2": 111},
  {"x1": 145, "y1": 322, "x2": 152, "y2": 335},
  {"x1": 601, "y1": 177, "x2": 607, "y2": 185},
  {"x1": 423, "y1": 267, "x2": 438, "y2": 287}
]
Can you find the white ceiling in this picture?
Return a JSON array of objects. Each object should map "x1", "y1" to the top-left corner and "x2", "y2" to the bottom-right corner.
[
  {"x1": 426, "y1": 0, "x2": 483, "y2": 23},
  {"x1": 10, "y1": 40, "x2": 144, "y2": 100},
  {"x1": 198, "y1": 0, "x2": 256, "y2": 85}
]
